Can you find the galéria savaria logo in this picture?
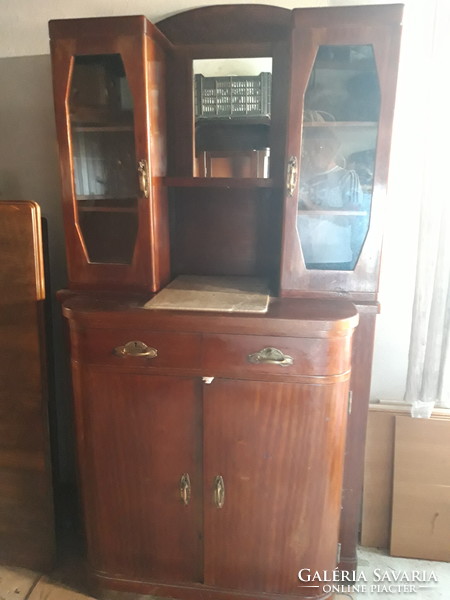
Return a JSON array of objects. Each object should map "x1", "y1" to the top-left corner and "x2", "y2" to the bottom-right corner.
[{"x1": 297, "y1": 569, "x2": 439, "y2": 595}]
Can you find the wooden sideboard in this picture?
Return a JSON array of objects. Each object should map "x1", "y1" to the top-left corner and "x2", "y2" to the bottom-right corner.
[{"x1": 49, "y1": 4, "x2": 402, "y2": 594}]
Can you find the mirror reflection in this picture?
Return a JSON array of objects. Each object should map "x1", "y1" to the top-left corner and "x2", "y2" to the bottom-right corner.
[
  {"x1": 297, "y1": 45, "x2": 380, "y2": 271},
  {"x1": 193, "y1": 58, "x2": 272, "y2": 178}
]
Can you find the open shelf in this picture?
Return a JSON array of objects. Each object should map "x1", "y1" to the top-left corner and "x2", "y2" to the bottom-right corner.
[
  {"x1": 73, "y1": 125, "x2": 134, "y2": 132},
  {"x1": 70, "y1": 107, "x2": 134, "y2": 126},
  {"x1": 164, "y1": 177, "x2": 276, "y2": 189},
  {"x1": 298, "y1": 209, "x2": 368, "y2": 216},
  {"x1": 78, "y1": 206, "x2": 138, "y2": 214},
  {"x1": 303, "y1": 121, "x2": 377, "y2": 128}
]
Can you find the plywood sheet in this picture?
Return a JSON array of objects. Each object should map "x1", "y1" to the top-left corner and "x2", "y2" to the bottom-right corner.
[
  {"x1": 390, "y1": 416, "x2": 450, "y2": 560},
  {"x1": 360, "y1": 410, "x2": 398, "y2": 548},
  {"x1": 361, "y1": 404, "x2": 450, "y2": 549}
]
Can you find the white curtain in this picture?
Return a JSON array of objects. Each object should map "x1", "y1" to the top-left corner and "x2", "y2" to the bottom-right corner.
[{"x1": 404, "y1": 0, "x2": 450, "y2": 409}]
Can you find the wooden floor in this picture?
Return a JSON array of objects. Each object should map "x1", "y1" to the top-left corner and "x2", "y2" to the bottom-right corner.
[
  {"x1": 0, "y1": 565, "x2": 353, "y2": 600},
  {"x1": 0, "y1": 565, "x2": 95, "y2": 600}
]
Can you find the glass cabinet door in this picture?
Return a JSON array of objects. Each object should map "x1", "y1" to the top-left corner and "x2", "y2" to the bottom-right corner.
[
  {"x1": 297, "y1": 44, "x2": 379, "y2": 272},
  {"x1": 280, "y1": 6, "x2": 402, "y2": 299},
  {"x1": 69, "y1": 54, "x2": 139, "y2": 265},
  {"x1": 50, "y1": 17, "x2": 171, "y2": 292}
]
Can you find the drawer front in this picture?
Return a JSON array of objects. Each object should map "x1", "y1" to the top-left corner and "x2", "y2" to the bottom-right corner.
[
  {"x1": 71, "y1": 327, "x2": 202, "y2": 370},
  {"x1": 202, "y1": 334, "x2": 352, "y2": 377}
]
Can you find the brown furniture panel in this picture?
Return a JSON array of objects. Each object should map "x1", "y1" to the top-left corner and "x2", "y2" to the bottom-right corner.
[
  {"x1": 63, "y1": 295, "x2": 356, "y2": 600},
  {"x1": 169, "y1": 187, "x2": 280, "y2": 281},
  {"x1": 70, "y1": 326, "x2": 202, "y2": 370},
  {"x1": 338, "y1": 304, "x2": 377, "y2": 571},
  {"x1": 73, "y1": 366, "x2": 203, "y2": 582},
  {"x1": 202, "y1": 333, "x2": 352, "y2": 378},
  {"x1": 0, "y1": 201, "x2": 55, "y2": 571},
  {"x1": 203, "y1": 378, "x2": 349, "y2": 596}
]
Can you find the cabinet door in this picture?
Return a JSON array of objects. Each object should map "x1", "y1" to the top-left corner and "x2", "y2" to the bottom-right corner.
[
  {"x1": 203, "y1": 378, "x2": 348, "y2": 596},
  {"x1": 280, "y1": 6, "x2": 402, "y2": 299},
  {"x1": 50, "y1": 18, "x2": 170, "y2": 293},
  {"x1": 74, "y1": 367, "x2": 202, "y2": 583}
]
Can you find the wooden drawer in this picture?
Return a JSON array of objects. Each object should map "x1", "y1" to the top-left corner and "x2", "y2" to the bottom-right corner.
[
  {"x1": 202, "y1": 334, "x2": 352, "y2": 378},
  {"x1": 70, "y1": 327, "x2": 202, "y2": 370}
]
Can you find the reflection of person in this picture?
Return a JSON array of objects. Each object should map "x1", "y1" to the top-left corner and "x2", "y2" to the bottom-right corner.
[
  {"x1": 299, "y1": 128, "x2": 363, "y2": 209},
  {"x1": 297, "y1": 128, "x2": 364, "y2": 270}
]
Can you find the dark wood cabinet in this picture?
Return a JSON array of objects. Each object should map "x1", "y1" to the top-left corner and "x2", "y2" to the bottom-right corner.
[
  {"x1": 72, "y1": 366, "x2": 202, "y2": 582},
  {"x1": 64, "y1": 298, "x2": 357, "y2": 599},
  {"x1": 280, "y1": 5, "x2": 402, "y2": 299},
  {"x1": 203, "y1": 378, "x2": 348, "y2": 595},
  {"x1": 49, "y1": 4, "x2": 402, "y2": 597},
  {"x1": 49, "y1": 17, "x2": 171, "y2": 292}
]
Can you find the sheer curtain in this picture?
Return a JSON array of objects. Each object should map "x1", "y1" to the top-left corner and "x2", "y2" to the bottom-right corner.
[{"x1": 404, "y1": 0, "x2": 450, "y2": 411}]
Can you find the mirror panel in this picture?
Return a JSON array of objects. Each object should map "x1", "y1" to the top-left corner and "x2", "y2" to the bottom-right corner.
[
  {"x1": 296, "y1": 45, "x2": 380, "y2": 270},
  {"x1": 193, "y1": 58, "x2": 272, "y2": 178},
  {"x1": 69, "y1": 54, "x2": 139, "y2": 264}
]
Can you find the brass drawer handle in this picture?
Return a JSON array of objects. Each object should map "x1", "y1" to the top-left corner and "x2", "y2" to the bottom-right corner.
[
  {"x1": 248, "y1": 347, "x2": 294, "y2": 367},
  {"x1": 214, "y1": 475, "x2": 225, "y2": 509},
  {"x1": 180, "y1": 473, "x2": 191, "y2": 506},
  {"x1": 114, "y1": 340, "x2": 158, "y2": 359}
]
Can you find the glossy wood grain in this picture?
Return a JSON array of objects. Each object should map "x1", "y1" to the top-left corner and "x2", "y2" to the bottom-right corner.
[
  {"x1": 202, "y1": 332, "x2": 352, "y2": 378},
  {"x1": 51, "y1": 5, "x2": 402, "y2": 597},
  {"x1": 203, "y1": 379, "x2": 349, "y2": 596},
  {"x1": 71, "y1": 327, "x2": 202, "y2": 370},
  {"x1": 0, "y1": 201, "x2": 55, "y2": 571},
  {"x1": 61, "y1": 293, "x2": 359, "y2": 339},
  {"x1": 73, "y1": 366, "x2": 203, "y2": 582},
  {"x1": 64, "y1": 294, "x2": 356, "y2": 599},
  {"x1": 338, "y1": 304, "x2": 378, "y2": 573}
]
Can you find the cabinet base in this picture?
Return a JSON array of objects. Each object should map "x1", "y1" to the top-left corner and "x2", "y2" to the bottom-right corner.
[{"x1": 94, "y1": 573, "x2": 334, "y2": 600}]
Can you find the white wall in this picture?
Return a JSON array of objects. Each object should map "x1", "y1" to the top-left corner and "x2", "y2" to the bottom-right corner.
[{"x1": 0, "y1": 0, "x2": 435, "y2": 405}]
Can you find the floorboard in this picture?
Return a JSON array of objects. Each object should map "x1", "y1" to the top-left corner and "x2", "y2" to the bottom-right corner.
[{"x1": 0, "y1": 565, "x2": 40, "y2": 600}]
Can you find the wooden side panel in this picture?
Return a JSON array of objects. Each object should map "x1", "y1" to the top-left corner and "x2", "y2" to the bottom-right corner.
[
  {"x1": 0, "y1": 201, "x2": 55, "y2": 571},
  {"x1": 203, "y1": 378, "x2": 349, "y2": 596},
  {"x1": 391, "y1": 416, "x2": 450, "y2": 561},
  {"x1": 74, "y1": 367, "x2": 203, "y2": 583},
  {"x1": 338, "y1": 306, "x2": 377, "y2": 569}
]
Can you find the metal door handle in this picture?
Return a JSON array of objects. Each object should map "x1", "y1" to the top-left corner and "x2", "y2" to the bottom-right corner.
[
  {"x1": 137, "y1": 158, "x2": 149, "y2": 198},
  {"x1": 214, "y1": 475, "x2": 225, "y2": 509},
  {"x1": 180, "y1": 473, "x2": 191, "y2": 506},
  {"x1": 286, "y1": 155, "x2": 298, "y2": 196}
]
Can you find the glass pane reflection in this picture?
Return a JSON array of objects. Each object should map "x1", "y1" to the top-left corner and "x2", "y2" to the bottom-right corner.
[
  {"x1": 69, "y1": 54, "x2": 139, "y2": 264},
  {"x1": 297, "y1": 45, "x2": 380, "y2": 271}
]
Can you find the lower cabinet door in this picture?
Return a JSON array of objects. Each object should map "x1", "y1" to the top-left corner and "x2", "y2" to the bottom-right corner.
[
  {"x1": 203, "y1": 378, "x2": 348, "y2": 596},
  {"x1": 76, "y1": 367, "x2": 203, "y2": 583}
]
